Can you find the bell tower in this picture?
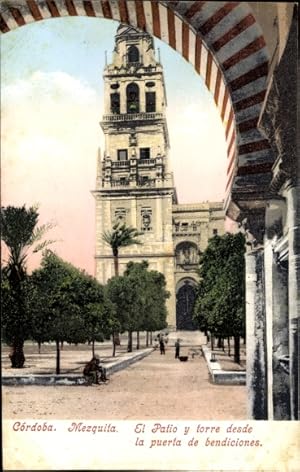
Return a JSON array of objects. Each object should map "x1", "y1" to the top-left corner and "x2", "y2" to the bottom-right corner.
[{"x1": 93, "y1": 24, "x2": 177, "y2": 327}]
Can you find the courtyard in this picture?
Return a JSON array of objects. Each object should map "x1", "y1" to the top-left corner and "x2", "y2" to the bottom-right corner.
[{"x1": 2, "y1": 338, "x2": 246, "y2": 420}]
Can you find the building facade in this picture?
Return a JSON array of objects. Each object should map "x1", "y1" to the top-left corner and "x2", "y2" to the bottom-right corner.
[{"x1": 92, "y1": 24, "x2": 225, "y2": 329}]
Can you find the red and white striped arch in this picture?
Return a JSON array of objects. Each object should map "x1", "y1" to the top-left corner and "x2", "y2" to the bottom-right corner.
[{"x1": 0, "y1": 0, "x2": 273, "y2": 215}]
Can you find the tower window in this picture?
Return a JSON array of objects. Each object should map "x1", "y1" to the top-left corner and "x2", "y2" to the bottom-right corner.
[
  {"x1": 213, "y1": 228, "x2": 218, "y2": 235},
  {"x1": 140, "y1": 148, "x2": 150, "y2": 160},
  {"x1": 117, "y1": 149, "x2": 128, "y2": 161},
  {"x1": 129, "y1": 133, "x2": 137, "y2": 146},
  {"x1": 181, "y1": 223, "x2": 188, "y2": 232},
  {"x1": 128, "y1": 45, "x2": 139, "y2": 64},
  {"x1": 127, "y1": 83, "x2": 140, "y2": 113},
  {"x1": 141, "y1": 208, "x2": 152, "y2": 232},
  {"x1": 139, "y1": 175, "x2": 149, "y2": 186},
  {"x1": 114, "y1": 208, "x2": 126, "y2": 223},
  {"x1": 110, "y1": 93, "x2": 120, "y2": 114},
  {"x1": 146, "y1": 92, "x2": 156, "y2": 112}
]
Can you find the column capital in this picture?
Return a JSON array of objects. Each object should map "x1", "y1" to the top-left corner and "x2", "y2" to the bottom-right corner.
[
  {"x1": 265, "y1": 197, "x2": 286, "y2": 240},
  {"x1": 240, "y1": 208, "x2": 266, "y2": 250}
]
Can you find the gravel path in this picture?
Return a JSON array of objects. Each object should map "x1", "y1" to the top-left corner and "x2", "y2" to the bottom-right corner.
[{"x1": 3, "y1": 348, "x2": 246, "y2": 420}]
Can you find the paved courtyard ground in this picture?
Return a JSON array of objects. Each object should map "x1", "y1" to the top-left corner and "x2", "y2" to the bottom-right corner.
[{"x1": 2, "y1": 340, "x2": 247, "y2": 420}]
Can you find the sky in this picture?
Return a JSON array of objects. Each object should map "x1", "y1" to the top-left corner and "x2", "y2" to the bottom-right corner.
[{"x1": 1, "y1": 17, "x2": 227, "y2": 275}]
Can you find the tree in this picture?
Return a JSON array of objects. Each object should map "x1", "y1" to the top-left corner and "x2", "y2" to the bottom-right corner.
[
  {"x1": 144, "y1": 270, "x2": 169, "y2": 334},
  {"x1": 106, "y1": 274, "x2": 138, "y2": 353},
  {"x1": 124, "y1": 262, "x2": 169, "y2": 336},
  {"x1": 102, "y1": 221, "x2": 142, "y2": 355},
  {"x1": 193, "y1": 233, "x2": 246, "y2": 363},
  {"x1": 1, "y1": 270, "x2": 31, "y2": 353},
  {"x1": 29, "y1": 251, "x2": 113, "y2": 373},
  {"x1": 81, "y1": 289, "x2": 115, "y2": 357},
  {"x1": 102, "y1": 222, "x2": 142, "y2": 277},
  {"x1": 1, "y1": 205, "x2": 54, "y2": 367},
  {"x1": 106, "y1": 261, "x2": 169, "y2": 352},
  {"x1": 123, "y1": 261, "x2": 150, "y2": 351}
]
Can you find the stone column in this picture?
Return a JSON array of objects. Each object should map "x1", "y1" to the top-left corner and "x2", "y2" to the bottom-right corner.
[
  {"x1": 263, "y1": 239, "x2": 274, "y2": 419},
  {"x1": 272, "y1": 257, "x2": 290, "y2": 419},
  {"x1": 130, "y1": 197, "x2": 137, "y2": 228},
  {"x1": 265, "y1": 238, "x2": 290, "y2": 419},
  {"x1": 245, "y1": 248, "x2": 268, "y2": 419},
  {"x1": 155, "y1": 197, "x2": 163, "y2": 241},
  {"x1": 256, "y1": 5, "x2": 298, "y2": 419},
  {"x1": 140, "y1": 81, "x2": 146, "y2": 113},
  {"x1": 265, "y1": 199, "x2": 290, "y2": 419},
  {"x1": 286, "y1": 183, "x2": 300, "y2": 420}
]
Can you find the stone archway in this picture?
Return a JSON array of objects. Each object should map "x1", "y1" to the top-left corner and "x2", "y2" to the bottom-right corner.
[
  {"x1": 176, "y1": 278, "x2": 197, "y2": 331},
  {"x1": 0, "y1": 0, "x2": 274, "y2": 221}
]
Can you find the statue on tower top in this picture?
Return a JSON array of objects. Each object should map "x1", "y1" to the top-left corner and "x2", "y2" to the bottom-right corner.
[{"x1": 116, "y1": 23, "x2": 141, "y2": 36}]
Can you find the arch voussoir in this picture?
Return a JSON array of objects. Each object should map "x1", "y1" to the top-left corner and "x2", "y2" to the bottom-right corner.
[{"x1": 0, "y1": 0, "x2": 275, "y2": 219}]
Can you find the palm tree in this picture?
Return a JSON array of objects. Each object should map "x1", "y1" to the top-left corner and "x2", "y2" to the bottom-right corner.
[
  {"x1": 102, "y1": 221, "x2": 142, "y2": 355},
  {"x1": 102, "y1": 221, "x2": 142, "y2": 277},
  {"x1": 1, "y1": 205, "x2": 54, "y2": 367}
]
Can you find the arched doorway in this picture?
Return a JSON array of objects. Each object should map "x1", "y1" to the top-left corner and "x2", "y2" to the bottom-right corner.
[{"x1": 176, "y1": 278, "x2": 198, "y2": 331}]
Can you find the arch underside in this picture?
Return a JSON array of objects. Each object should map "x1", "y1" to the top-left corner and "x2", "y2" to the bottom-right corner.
[{"x1": 0, "y1": 0, "x2": 274, "y2": 219}]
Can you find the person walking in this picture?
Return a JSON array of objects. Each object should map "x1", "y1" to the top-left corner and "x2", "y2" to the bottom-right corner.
[
  {"x1": 159, "y1": 336, "x2": 165, "y2": 355},
  {"x1": 175, "y1": 339, "x2": 180, "y2": 359}
]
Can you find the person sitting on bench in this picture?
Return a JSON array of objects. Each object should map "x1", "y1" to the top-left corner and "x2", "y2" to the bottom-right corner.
[{"x1": 83, "y1": 355, "x2": 107, "y2": 385}]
